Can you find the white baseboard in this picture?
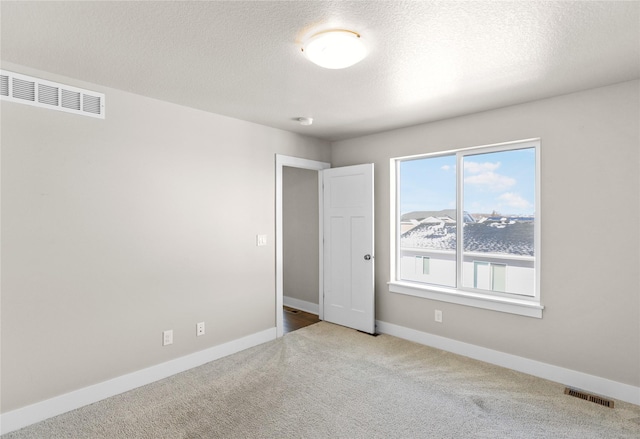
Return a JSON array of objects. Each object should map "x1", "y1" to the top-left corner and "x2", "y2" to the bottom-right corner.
[
  {"x1": 376, "y1": 320, "x2": 640, "y2": 406},
  {"x1": 4, "y1": 322, "x2": 637, "y2": 435},
  {"x1": 283, "y1": 296, "x2": 319, "y2": 315},
  {"x1": 0, "y1": 327, "x2": 277, "y2": 435}
]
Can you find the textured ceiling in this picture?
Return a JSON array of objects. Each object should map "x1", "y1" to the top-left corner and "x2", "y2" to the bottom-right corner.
[{"x1": 1, "y1": 1, "x2": 639, "y2": 141}]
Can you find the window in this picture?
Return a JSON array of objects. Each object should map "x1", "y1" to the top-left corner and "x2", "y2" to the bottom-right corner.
[
  {"x1": 473, "y1": 262, "x2": 506, "y2": 292},
  {"x1": 389, "y1": 139, "x2": 542, "y2": 318},
  {"x1": 415, "y1": 256, "x2": 430, "y2": 275}
]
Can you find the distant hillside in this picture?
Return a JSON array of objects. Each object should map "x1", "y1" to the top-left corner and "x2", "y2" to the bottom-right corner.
[
  {"x1": 402, "y1": 209, "x2": 475, "y2": 223},
  {"x1": 401, "y1": 209, "x2": 457, "y2": 221},
  {"x1": 403, "y1": 209, "x2": 532, "y2": 222}
]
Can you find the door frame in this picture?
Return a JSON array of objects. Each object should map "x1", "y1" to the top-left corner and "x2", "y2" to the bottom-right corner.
[{"x1": 275, "y1": 154, "x2": 330, "y2": 338}]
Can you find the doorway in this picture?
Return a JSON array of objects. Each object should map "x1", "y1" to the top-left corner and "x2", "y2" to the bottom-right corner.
[
  {"x1": 275, "y1": 155, "x2": 330, "y2": 337},
  {"x1": 282, "y1": 306, "x2": 321, "y2": 334},
  {"x1": 282, "y1": 166, "x2": 321, "y2": 333}
]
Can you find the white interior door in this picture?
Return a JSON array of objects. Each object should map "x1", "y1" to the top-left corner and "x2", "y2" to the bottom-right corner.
[{"x1": 322, "y1": 164, "x2": 375, "y2": 334}]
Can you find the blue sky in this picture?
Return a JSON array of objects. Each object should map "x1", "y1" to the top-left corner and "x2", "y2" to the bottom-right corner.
[{"x1": 400, "y1": 148, "x2": 536, "y2": 216}]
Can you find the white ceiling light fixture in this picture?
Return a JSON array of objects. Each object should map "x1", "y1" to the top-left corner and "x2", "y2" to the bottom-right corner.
[{"x1": 302, "y1": 29, "x2": 367, "y2": 69}]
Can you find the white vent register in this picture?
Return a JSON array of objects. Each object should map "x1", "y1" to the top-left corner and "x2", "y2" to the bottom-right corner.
[{"x1": 0, "y1": 70, "x2": 105, "y2": 119}]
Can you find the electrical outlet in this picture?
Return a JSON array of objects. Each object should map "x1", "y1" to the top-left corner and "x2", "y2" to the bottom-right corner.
[
  {"x1": 196, "y1": 322, "x2": 205, "y2": 336},
  {"x1": 256, "y1": 234, "x2": 267, "y2": 246},
  {"x1": 163, "y1": 330, "x2": 173, "y2": 346},
  {"x1": 435, "y1": 310, "x2": 443, "y2": 323}
]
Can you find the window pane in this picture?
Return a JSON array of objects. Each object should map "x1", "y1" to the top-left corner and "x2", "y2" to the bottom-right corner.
[
  {"x1": 474, "y1": 261, "x2": 490, "y2": 289},
  {"x1": 492, "y1": 264, "x2": 506, "y2": 292},
  {"x1": 399, "y1": 155, "x2": 456, "y2": 287},
  {"x1": 461, "y1": 148, "x2": 536, "y2": 296}
]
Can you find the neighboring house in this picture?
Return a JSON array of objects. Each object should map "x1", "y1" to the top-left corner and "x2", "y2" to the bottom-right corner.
[{"x1": 400, "y1": 216, "x2": 535, "y2": 295}]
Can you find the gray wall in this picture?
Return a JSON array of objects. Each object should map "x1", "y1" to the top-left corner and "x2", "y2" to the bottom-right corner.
[
  {"x1": 283, "y1": 166, "x2": 319, "y2": 306},
  {"x1": 0, "y1": 63, "x2": 331, "y2": 412},
  {"x1": 331, "y1": 80, "x2": 640, "y2": 387},
  {"x1": 2, "y1": 60, "x2": 637, "y2": 416}
]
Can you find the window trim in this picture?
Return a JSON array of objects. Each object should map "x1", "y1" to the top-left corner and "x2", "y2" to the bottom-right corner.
[{"x1": 389, "y1": 138, "x2": 543, "y2": 318}]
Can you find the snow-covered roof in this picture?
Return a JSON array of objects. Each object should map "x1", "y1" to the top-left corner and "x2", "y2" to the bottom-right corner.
[{"x1": 401, "y1": 221, "x2": 534, "y2": 256}]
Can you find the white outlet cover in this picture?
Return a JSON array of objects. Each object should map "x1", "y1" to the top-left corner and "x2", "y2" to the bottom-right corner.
[
  {"x1": 163, "y1": 330, "x2": 173, "y2": 346},
  {"x1": 196, "y1": 322, "x2": 205, "y2": 336}
]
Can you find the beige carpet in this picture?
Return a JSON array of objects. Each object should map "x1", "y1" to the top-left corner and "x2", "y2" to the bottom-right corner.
[{"x1": 4, "y1": 322, "x2": 640, "y2": 438}]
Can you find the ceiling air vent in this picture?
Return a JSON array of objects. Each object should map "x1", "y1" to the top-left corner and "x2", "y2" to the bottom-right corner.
[
  {"x1": 61, "y1": 89, "x2": 81, "y2": 111},
  {"x1": 38, "y1": 83, "x2": 59, "y2": 106},
  {"x1": 12, "y1": 77, "x2": 35, "y2": 102},
  {"x1": 83, "y1": 94, "x2": 102, "y2": 115},
  {"x1": 0, "y1": 74, "x2": 9, "y2": 97},
  {"x1": 0, "y1": 70, "x2": 104, "y2": 119}
]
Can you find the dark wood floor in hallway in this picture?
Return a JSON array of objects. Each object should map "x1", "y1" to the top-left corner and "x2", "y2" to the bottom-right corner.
[{"x1": 283, "y1": 306, "x2": 320, "y2": 334}]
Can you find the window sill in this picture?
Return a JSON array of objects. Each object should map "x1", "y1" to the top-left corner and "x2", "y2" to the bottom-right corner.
[{"x1": 388, "y1": 281, "x2": 543, "y2": 318}]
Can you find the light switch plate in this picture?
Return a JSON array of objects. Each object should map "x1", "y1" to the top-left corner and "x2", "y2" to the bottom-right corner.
[{"x1": 256, "y1": 234, "x2": 267, "y2": 246}]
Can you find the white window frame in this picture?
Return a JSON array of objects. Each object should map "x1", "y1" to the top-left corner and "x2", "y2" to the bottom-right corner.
[{"x1": 388, "y1": 138, "x2": 543, "y2": 318}]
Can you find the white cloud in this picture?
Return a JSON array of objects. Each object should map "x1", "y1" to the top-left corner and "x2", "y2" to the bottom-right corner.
[
  {"x1": 441, "y1": 165, "x2": 451, "y2": 171},
  {"x1": 463, "y1": 161, "x2": 515, "y2": 190},
  {"x1": 464, "y1": 161, "x2": 501, "y2": 174},
  {"x1": 497, "y1": 192, "x2": 532, "y2": 210},
  {"x1": 464, "y1": 172, "x2": 516, "y2": 191}
]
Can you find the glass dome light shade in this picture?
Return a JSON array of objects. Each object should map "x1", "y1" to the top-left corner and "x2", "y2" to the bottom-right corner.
[{"x1": 302, "y1": 30, "x2": 367, "y2": 69}]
